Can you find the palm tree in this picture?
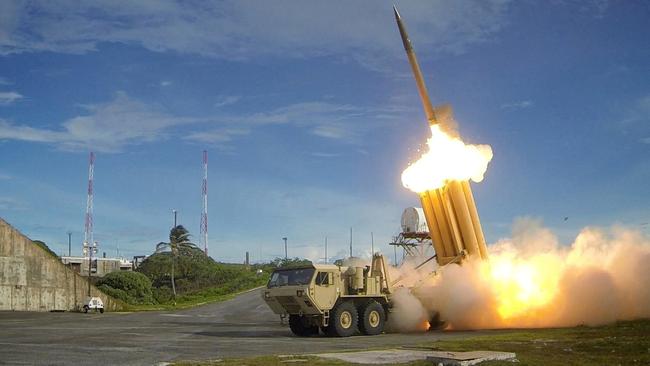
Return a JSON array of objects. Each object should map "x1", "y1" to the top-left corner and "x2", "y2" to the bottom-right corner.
[{"x1": 155, "y1": 225, "x2": 198, "y2": 300}]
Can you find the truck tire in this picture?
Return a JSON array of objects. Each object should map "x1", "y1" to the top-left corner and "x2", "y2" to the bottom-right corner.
[
  {"x1": 83, "y1": 305, "x2": 89, "y2": 314},
  {"x1": 99, "y1": 308, "x2": 104, "y2": 314},
  {"x1": 325, "y1": 301, "x2": 358, "y2": 337},
  {"x1": 358, "y1": 300, "x2": 385, "y2": 335},
  {"x1": 289, "y1": 315, "x2": 318, "y2": 336}
]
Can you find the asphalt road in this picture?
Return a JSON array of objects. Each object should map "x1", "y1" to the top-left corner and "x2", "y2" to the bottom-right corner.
[{"x1": 0, "y1": 289, "x2": 479, "y2": 365}]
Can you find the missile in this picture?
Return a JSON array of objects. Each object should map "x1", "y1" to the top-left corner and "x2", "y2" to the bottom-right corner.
[{"x1": 393, "y1": 5, "x2": 438, "y2": 126}]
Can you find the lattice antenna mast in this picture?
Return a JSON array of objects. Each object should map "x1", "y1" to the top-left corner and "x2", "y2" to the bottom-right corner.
[
  {"x1": 200, "y1": 150, "x2": 209, "y2": 256},
  {"x1": 83, "y1": 152, "x2": 95, "y2": 258}
]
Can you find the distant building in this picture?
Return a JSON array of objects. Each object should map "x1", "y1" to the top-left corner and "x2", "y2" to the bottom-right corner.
[
  {"x1": 61, "y1": 256, "x2": 132, "y2": 277},
  {"x1": 132, "y1": 255, "x2": 148, "y2": 269}
]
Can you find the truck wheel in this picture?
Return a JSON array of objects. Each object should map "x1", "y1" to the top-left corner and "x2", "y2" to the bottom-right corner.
[
  {"x1": 83, "y1": 305, "x2": 89, "y2": 314},
  {"x1": 326, "y1": 301, "x2": 358, "y2": 337},
  {"x1": 358, "y1": 300, "x2": 385, "y2": 335},
  {"x1": 289, "y1": 315, "x2": 317, "y2": 336},
  {"x1": 99, "y1": 308, "x2": 104, "y2": 314}
]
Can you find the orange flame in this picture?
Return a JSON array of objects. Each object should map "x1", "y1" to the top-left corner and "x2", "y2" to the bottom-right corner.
[
  {"x1": 401, "y1": 125, "x2": 493, "y2": 193},
  {"x1": 483, "y1": 253, "x2": 563, "y2": 320}
]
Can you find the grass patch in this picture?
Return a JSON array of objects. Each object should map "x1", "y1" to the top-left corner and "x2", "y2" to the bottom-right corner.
[
  {"x1": 174, "y1": 355, "x2": 352, "y2": 366},
  {"x1": 408, "y1": 319, "x2": 650, "y2": 365},
  {"x1": 172, "y1": 319, "x2": 650, "y2": 365},
  {"x1": 123, "y1": 275, "x2": 268, "y2": 311}
]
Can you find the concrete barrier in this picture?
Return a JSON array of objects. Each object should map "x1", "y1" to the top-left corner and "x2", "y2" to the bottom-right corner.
[{"x1": 0, "y1": 218, "x2": 124, "y2": 311}]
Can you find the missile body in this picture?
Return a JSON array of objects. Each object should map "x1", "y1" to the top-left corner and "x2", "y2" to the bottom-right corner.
[
  {"x1": 393, "y1": 6, "x2": 438, "y2": 126},
  {"x1": 394, "y1": 6, "x2": 489, "y2": 263}
]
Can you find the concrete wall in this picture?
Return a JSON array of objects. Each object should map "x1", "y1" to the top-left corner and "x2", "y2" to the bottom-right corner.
[{"x1": 0, "y1": 218, "x2": 124, "y2": 311}]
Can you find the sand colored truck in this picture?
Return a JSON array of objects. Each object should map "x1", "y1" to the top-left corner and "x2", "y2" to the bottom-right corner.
[{"x1": 262, "y1": 254, "x2": 393, "y2": 337}]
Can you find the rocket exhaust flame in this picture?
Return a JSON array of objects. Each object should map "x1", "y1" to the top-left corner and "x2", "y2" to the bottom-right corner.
[
  {"x1": 388, "y1": 221, "x2": 650, "y2": 331},
  {"x1": 402, "y1": 220, "x2": 650, "y2": 330},
  {"x1": 401, "y1": 124, "x2": 493, "y2": 193}
]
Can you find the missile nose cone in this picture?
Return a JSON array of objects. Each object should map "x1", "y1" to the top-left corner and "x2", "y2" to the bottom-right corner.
[{"x1": 393, "y1": 5, "x2": 412, "y2": 52}]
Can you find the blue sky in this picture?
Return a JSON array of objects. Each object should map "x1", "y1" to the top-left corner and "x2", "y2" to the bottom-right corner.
[{"x1": 0, "y1": 1, "x2": 648, "y2": 263}]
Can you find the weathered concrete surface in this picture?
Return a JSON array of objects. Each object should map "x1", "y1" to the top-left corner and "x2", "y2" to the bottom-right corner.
[
  {"x1": 427, "y1": 350, "x2": 517, "y2": 365},
  {"x1": 314, "y1": 349, "x2": 435, "y2": 364},
  {"x1": 314, "y1": 349, "x2": 517, "y2": 365},
  {"x1": 0, "y1": 218, "x2": 123, "y2": 311}
]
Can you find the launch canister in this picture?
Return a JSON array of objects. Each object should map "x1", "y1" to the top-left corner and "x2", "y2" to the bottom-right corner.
[{"x1": 393, "y1": 5, "x2": 438, "y2": 126}]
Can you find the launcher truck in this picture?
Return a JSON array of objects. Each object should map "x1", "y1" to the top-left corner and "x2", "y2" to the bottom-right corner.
[{"x1": 262, "y1": 254, "x2": 395, "y2": 337}]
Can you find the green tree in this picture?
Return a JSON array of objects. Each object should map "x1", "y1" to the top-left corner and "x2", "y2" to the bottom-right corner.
[
  {"x1": 155, "y1": 225, "x2": 198, "y2": 300},
  {"x1": 96, "y1": 271, "x2": 154, "y2": 304}
]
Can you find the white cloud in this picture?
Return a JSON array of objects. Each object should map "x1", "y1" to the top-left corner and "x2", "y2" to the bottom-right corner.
[
  {"x1": 311, "y1": 152, "x2": 342, "y2": 158},
  {"x1": 214, "y1": 95, "x2": 240, "y2": 108},
  {"x1": 0, "y1": 92, "x2": 399, "y2": 151},
  {"x1": 632, "y1": 95, "x2": 650, "y2": 120},
  {"x1": 0, "y1": 77, "x2": 11, "y2": 85},
  {"x1": 500, "y1": 100, "x2": 533, "y2": 110},
  {"x1": 0, "y1": 91, "x2": 199, "y2": 152},
  {"x1": 0, "y1": 1, "x2": 513, "y2": 66},
  {"x1": 159, "y1": 80, "x2": 172, "y2": 87},
  {"x1": 620, "y1": 95, "x2": 650, "y2": 141},
  {"x1": 184, "y1": 101, "x2": 372, "y2": 145},
  {"x1": 0, "y1": 91, "x2": 23, "y2": 105},
  {"x1": 0, "y1": 197, "x2": 26, "y2": 210},
  {"x1": 184, "y1": 128, "x2": 249, "y2": 144}
]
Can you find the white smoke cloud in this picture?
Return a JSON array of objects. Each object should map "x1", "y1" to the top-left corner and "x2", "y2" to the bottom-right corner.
[{"x1": 388, "y1": 219, "x2": 650, "y2": 331}]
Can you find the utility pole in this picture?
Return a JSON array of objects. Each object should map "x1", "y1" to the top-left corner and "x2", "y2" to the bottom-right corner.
[
  {"x1": 349, "y1": 227, "x2": 353, "y2": 258},
  {"x1": 172, "y1": 209, "x2": 177, "y2": 228},
  {"x1": 67, "y1": 231, "x2": 72, "y2": 257},
  {"x1": 371, "y1": 232, "x2": 374, "y2": 257},
  {"x1": 282, "y1": 237, "x2": 288, "y2": 260},
  {"x1": 200, "y1": 150, "x2": 208, "y2": 256},
  {"x1": 324, "y1": 236, "x2": 328, "y2": 264}
]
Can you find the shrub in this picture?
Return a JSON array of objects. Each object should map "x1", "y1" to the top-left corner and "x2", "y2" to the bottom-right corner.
[
  {"x1": 98, "y1": 285, "x2": 131, "y2": 303},
  {"x1": 152, "y1": 286, "x2": 173, "y2": 303},
  {"x1": 97, "y1": 271, "x2": 154, "y2": 304}
]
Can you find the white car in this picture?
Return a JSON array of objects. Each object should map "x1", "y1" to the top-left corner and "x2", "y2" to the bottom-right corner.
[{"x1": 83, "y1": 297, "x2": 104, "y2": 313}]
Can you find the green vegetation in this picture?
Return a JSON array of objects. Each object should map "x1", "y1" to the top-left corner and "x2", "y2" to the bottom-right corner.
[
  {"x1": 96, "y1": 271, "x2": 154, "y2": 304},
  {"x1": 154, "y1": 225, "x2": 199, "y2": 298},
  {"x1": 93, "y1": 226, "x2": 319, "y2": 310},
  {"x1": 96, "y1": 226, "x2": 319, "y2": 310},
  {"x1": 132, "y1": 255, "x2": 270, "y2": 310},
  {"x1": 172, "y1": 319, "x2": 650, "y2": 365},
  {"x1": 173, "y1": 356, "x2": 349, "y2": 366},
  {"x1": 33, "y1": 240, "x2": 59, "y2": 259}
]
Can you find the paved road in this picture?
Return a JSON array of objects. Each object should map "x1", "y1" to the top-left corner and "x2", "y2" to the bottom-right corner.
[{"x1": 0, "y1": 289, "x2": 480, "y2": 365}]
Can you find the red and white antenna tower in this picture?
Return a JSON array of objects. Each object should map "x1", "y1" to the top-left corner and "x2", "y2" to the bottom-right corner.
[
  {"x1": 200, "y1": 150, "x2": 208, "y2": 256},
  {"x1": 83, "y1": 152, "x2": 95, "y2": 258}
]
